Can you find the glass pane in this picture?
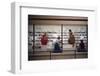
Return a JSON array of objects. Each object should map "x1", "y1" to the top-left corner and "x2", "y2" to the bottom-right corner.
[
  {"x1": 63, "y1": 24, "x2": 88, "y2": 52},
  {"x1": 28, "y1": 25, "x2": 63, "y2": 60}
]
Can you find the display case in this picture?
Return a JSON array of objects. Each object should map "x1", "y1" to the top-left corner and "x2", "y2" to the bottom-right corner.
[{"x1": 28, "y1": 15, "x2": 88, "y2": 60}]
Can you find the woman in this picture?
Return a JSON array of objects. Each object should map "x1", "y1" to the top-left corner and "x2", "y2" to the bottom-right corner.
[
  {"x1": 78, "y1": 40, "x2": 86, "y2": 52},
  {"x1": 40, "y1": 32, "x2": 48, "y2": 51},
  {"x1": 68, "y1": 29, "x2": 75, "y2": 47},
  {"x1": 53, "y1": 36, "x2": 62, "y2": 53}
]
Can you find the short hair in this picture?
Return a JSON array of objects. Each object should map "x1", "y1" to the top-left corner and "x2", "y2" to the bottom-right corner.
[
  {"x1": 69, "y1": 29, "x2": 72, "y2": 32},
  {"x1": 81, "y1": 40, "x2": 83, "y2": 43},
  {"x1": 57, "y1": 36, "x2": 60, "y2": 39}
]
